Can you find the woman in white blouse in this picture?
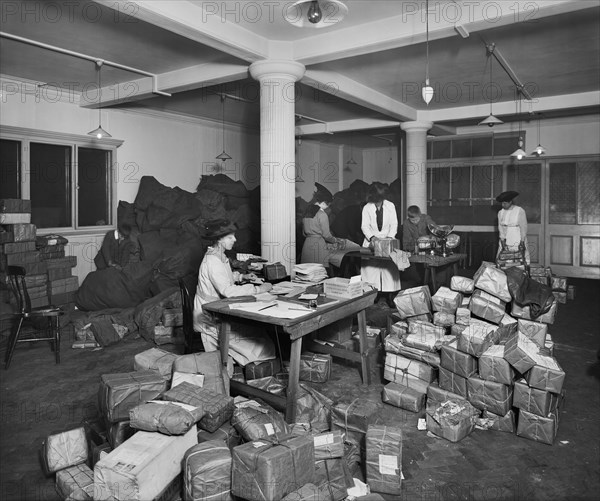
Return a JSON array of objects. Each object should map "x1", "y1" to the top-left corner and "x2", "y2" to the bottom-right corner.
[
  {"x1": 361, "y1": 183, "x2": 401, "y2": 305},
  {"x1": 193, "y1": 219, "x2": 276, "y2": 366},
  {"x1": 496, "y1": 190, "x2": 530, "y2": 264}
]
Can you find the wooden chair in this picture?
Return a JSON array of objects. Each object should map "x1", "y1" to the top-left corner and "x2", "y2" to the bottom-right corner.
[
  {"x1": 178, "y1": 276, "x2": 205, "y2": 354},
  {"x1": 5, "y1": 266, "x2": 64, "y2": 369}
]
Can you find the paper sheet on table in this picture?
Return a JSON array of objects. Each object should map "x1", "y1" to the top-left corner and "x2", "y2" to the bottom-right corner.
[{"x1": 228, "y1": 300, "x2": 312, "y2": 319}]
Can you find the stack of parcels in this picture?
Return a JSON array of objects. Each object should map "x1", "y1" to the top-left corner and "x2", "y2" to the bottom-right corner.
[
  {"x1": 529, "y1": 264, "x2": 552, "y2": 286},
  {"x1": 383, "y1": 262, "x2": 565, "y2": 445},
  {"x1": 550, "y1": 275, "x2": 568, "y2": 304},
  {"x1": 36, "y1": 234, "x2": 79, "y2": 308}
]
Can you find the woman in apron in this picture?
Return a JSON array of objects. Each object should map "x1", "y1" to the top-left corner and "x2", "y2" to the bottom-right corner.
[{"x1": 496, "y1": 190, "x2": 530, "y2": 264}]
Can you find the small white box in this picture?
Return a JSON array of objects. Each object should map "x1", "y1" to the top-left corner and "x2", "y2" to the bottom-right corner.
[{"x1": 323, "y1": 277, "x2": 363, "y2": 299}]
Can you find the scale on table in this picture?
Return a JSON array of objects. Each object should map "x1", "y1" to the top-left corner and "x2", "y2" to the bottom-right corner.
[{"x1": 426, "y1": 223, "x2": 461, "y2": 257}]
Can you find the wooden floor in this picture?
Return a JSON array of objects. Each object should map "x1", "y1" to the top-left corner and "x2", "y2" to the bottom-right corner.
[{"x1": 0, "y1": 277, "x2": 599, "y2": 501}]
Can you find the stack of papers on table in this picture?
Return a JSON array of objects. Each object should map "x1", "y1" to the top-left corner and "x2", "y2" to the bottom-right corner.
[{"x1": 293, "y1": 263, "x2": 328, "y2": 284}]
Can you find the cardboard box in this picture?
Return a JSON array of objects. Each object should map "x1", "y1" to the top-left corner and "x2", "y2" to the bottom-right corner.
[
  {"x1": 381, "y1": 382, "x2": 426, "y2": 413},
  {"x1": 384, "y1": 353, "x2": 436, "y2": 383},
  {"x1": 517, "y1": 319, "x2": 548, "y2": 348},
  {"x1": 438, "y1": 366, "x2": 468, "y2": 398},
  {"x1": 383, "y1": 335, "x2": 440, "y2": 368},
  {"x1": 440, "y1": 342, "x2": 478, "y2": 379},
  {"x1": 246, "y1": 376, "x2": 287, "y2": 396},
  {"x1": 314, "y1": 458, "x2": 354, "y2": 501},
  {"x1": 197, "y1": 422, "x2": 241, "y2": 450},
  {"x1": 496, "y1": 314, "x2": 518, "y2": 345},
  {"x1": 231, "y1": 399, "x2": 290, "y2": 441},
  {"x1": 473, "y1": 263, "x2": 511, "y2": 302},
  {"x1": 373, "y1": 237, "x2": 400, "y2": 257},
  {"x1": 455, "y1": 307, "x2": 471, "y2": 325},
  {"x1": 43, "y1": 427, "x2": 88, "y2": 474},
  {"x1": 4, "y1": 223, "x2": 36, "y2": 242},
  {"x1": 405, "y1": 319, "x2": 446, "y2": 350},
  {"x1": 469, "y1": 289, "x2": 506, "y2": 325},
  {"x1": 0, "y1": 212, "x2": 30, "y2": 224},
  {"x1": 331, "y1": 399, "x2": 381, "y2": 449},
  {"x1": 93, "y1": 427, "x2": 197, "y2": 501},
  {"x1": 55, "y1": 463, "x2": 94, "y2": 500},
  {"x1": 433, "y1": 311, "x2": 455, "y2": 327},
  {"x1": 133, "y1": 347, "x2": 178, "y2": 382},
  {"x1": 450, "y1": 275, "x2": 474, "y2": 294},
  {"x1": 481, "y1": 409, "x2": 516, "y2": 434},
  {"x1": 426, "y1": 383, "x2": 467, "y2": 407},
  {"x1": 99, "y1": 371, "x2": 167, "y2": 423},
  {"x1": 0, "y1": 198, "x2": 31, "y2": 213},
  {"x1": 245, "y1": 359, "x2": 282, "y2": 381},
  {"x1": 299, "y1": 352, "x2": 331, "y2": 383},
  {"x1": 161, "y1": 308, "x2": 183, "y2": 327},
  {"x1": 231, "y1": 436, "x2": 316, "y2": 501},
  {"x1": 467, "y1": 376, "x2": 513, "y2": 416},
  {"x1": 513, "y1": 379, "x2": 560, "y2": 416},
  {"x1": 431, "y1": 286, "x2": 462, "y2": 314},
  {"x1": 426, "y1": 399, "x2": 479, "y2": 442},
  {"x1": 317, "y1": 317, "x2": 353, "y2": 344},
  {"x1": 183, "y1": 440, "x2": 232, "y2": 501},
  {"x1": 365, "y1": 425, "x2": 403, "y2": 495},
  {"x1": 312, "y1": 430, "x2": 345, "y2": 460},
  {"x1": 516, "y1": 410, "x2": 559, "y2": 445},
  {"x1": 393, "y1": 286, "x2": 432, "y2": 319},
  {"x1": 525, "y1": 355, "x2": 566, "y2": 394},
  {"x1": 478, "y1": 345, "x2": 515, "y2": 385},
  {"x1": 172, "y1": 352, "x2": 229, "y2": 395},
  {"x1": 457, "y1": 323, "x2": 496, "y2": 357},
  {"x1": 503, "y1": 333, "x2": 540, "y2": 374},
  {"x1": 129, "y1": 402, "x2": 196, "y2": 435}
]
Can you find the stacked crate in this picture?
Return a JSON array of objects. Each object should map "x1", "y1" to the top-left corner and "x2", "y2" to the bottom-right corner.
[{"x1": 1, "y1": 199, "x2": 78, "y2": 309}]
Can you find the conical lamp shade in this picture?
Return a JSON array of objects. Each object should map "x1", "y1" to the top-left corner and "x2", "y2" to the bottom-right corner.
[
  {"x1": 479, "y1": 114, "x2": 503, "y2": 127},
  {"x1": 530, "y1": 144, "x2": 546, "y2": 156},
  {"x1": 87, "y1": 125, "x2": 112, "y2": 139},
  {"x1": 216, "y1": 150, "x2": 232, "y2": 161},
  {"x1": 510, "y1": 147, "x2": 527, "y2": 160}
]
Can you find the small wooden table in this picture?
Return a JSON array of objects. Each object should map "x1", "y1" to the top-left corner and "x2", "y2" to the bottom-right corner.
[
  {"x1": 202, "y1": 289, "x2": 377, "y2": 423},
  {"x1": 337, "y1": 251, "x2": 466, "y2": 293}
]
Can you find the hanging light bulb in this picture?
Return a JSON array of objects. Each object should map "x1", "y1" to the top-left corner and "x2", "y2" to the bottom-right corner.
[
  {"x1": 87, "y1": 60, "x2": 112, "y2": 139},
  {"x1": 345, "y1": 132, "x2": 357, "y2": 170},
  {"x1": 479, "y1": 44, "x2": 504, "y2": 127},
  {"x1": 216, "y1": 94, "x2": 232, "y2": 162},
  {"x1": 422, "y1": 0, "x2": 434, "y2": 105},
  {"x1": 510, "y1": 92, "x2": 527, "y2": 160},
  {"x1": 307, "y1": 1, "x2": 322, "y2": 24},
  {"x1": 530, "y1": 112, "x2": 547, "y2": 156}
]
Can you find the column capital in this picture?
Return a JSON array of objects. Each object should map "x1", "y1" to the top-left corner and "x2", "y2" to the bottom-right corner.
[
  {"x1": 249, "y1": 60, "x2": 305, "y2": 82},
  {"x1": 400, "y1": 121, "x2": 433, "y2": 133}
]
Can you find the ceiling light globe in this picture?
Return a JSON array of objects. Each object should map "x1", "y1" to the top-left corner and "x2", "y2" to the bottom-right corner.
[
  {"x1": 307, "y1": 1, "x2": 322, "y2": 23},
  {"x1": 422, "y1": 85, "x2": 434, "y2": 105}
]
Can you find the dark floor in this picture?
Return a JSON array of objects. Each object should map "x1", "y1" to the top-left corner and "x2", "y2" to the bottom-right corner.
[{"x1": 0, "y1": 275, "x2": 599, "y2": 501}]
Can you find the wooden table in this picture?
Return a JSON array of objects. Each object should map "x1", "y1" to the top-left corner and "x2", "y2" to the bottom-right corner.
[
  {"x1": 202, "y1": 289, "x2": 377, "y2": 423},
  {"x1": 337, "y1": 251, "x2": 467, "y2": 292}
]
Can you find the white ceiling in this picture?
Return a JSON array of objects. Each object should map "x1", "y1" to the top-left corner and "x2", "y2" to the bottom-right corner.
[{"x1": 1, "y1": 0, "x2": 599, "y2": 148}]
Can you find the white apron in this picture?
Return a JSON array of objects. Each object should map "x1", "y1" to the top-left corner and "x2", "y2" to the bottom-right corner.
[{"x1": 498, "y1": 206, "x2": 530, "y2": 264}]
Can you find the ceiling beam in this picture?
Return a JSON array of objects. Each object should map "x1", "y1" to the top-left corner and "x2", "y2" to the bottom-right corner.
[
  {"x1": 296, "y1": 118, "x2": 400, "y2": 136},
  {"x1": 303, "y1": 69, "x2": 417, "y2": 122},
  {"x1": 293, "y1": 0, "x2": 591, "y2": 65},
  {"x1": 80, "y1": 63, "x2": 249, "y2": 108},
  {"x1": 418, "y1": 91, "x2": 600, "y2": 122},
  {"x1": 94, "y1": 0, "x2": 270, "y2": 62}
]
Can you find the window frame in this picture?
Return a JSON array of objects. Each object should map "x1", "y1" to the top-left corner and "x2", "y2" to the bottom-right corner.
[{"x1": 0, "y1": 125, "x2": 123, "y2": 235}]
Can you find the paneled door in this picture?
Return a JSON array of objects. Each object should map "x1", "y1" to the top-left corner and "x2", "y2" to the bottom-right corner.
[{"x1": 544, "y1": 158, "x2": 600, "y2": 279}]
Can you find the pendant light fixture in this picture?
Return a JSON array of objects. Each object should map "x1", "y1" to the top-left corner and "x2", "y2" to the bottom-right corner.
[
  {"x1": 422, "y1": 0, "x2": 434, "y2": 105},
  {"x1": 530, "y1": 112, "x2": 547, "y2": 156},
  {"x1": 87, "y1": 60, "x2": 112, "y2": 139},
  {"x1": 479, "y1": 43, "x2": 504, "y2": 127},
  {"x1": 215, "y1": 94, "x2": 232, "y2": 162},
  {"x1": 284, "y1": 0, "x2": 348, "y2": 29},
  {"x1": 345, "y1": 133, "x2": 357, "y2": 171},
  {"x1": 510, "y1": 90, "x2": 527, "y2": 160}
]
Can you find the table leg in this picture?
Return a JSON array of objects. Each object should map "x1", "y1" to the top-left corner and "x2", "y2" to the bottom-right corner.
[
  {"x1": 453, "y1": 262, "x2": 458, "y2": 277},
  {"x1": 218, "y1": 320, "x2": 231, "y2": 371},
  {"x1": 431, "y1": 267, "x2": 438, "y2": 292},
  {"x1": 286, "y1": 337, "x2": 302, "y2": 423},
  {"x1": 423, "y1": 266, "x2": 430, "y2": 287},
  {"x1": 356, "y1": 309, "x2": 371, "y2": 385}
]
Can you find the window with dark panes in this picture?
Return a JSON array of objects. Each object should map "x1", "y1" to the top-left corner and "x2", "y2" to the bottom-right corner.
[
  {"x1": 78, "y1": 147, "x2": 111, "y2": 226},
  {"x1": 549, "y1": 162, "x2": 577, "y2": 224},
  {"x1": 505, "y1": 163, "x2": 541, "y2": 223},
  {"x1": 0, "y1": 139, "x2": 21, "y2": 199},
  {"x1": 578, "y1": 160, "x2": 600, "y2": 224},
  {"x1": 450, "y1": 166, "x2": 470, "y2": 205},
  {"x1": 452, "y1": 139, "x2": 471, "y2": 158},
  {"x1": 430, "y1": 166, "x2": 451, "y2": 206},
  {"x1": 30, "y1": 142, "x2": 71, "y2": 228}
]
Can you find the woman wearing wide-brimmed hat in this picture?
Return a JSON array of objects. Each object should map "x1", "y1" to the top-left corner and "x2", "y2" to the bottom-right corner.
[
  {"x1": 193, "y1": 219, "x2": 276, "y2": 366},
  {"x1": 300, "y1": 183, "x2": 343, "y2": 267},
  {"x1": 496, "y1": 190, "x2": 530, "y2": 264}
]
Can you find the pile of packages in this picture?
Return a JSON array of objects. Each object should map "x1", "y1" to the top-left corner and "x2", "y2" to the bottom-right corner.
[
  {"x1": 1, "y1": 199, "x2": 78, "y2": 309},
  {"x1": 41, "y1": 347, "x2": 404, "y2": 500},
  {"x1": 382, "y1": 261, "x2": 567, "y2": 445}
]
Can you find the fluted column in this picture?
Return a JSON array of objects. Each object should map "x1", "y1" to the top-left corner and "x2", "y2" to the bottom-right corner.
[
  {"x1": 400, "y1": 121, "x2": 433, "y2": 211},
  {"x1": 249, "y1": 60, "x2": 305, "y2": 274}
]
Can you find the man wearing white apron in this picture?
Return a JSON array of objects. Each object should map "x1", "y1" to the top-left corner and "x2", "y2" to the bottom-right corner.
[{"x1": 496, "y1": 191, "x2": 530, "y2": 264}]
